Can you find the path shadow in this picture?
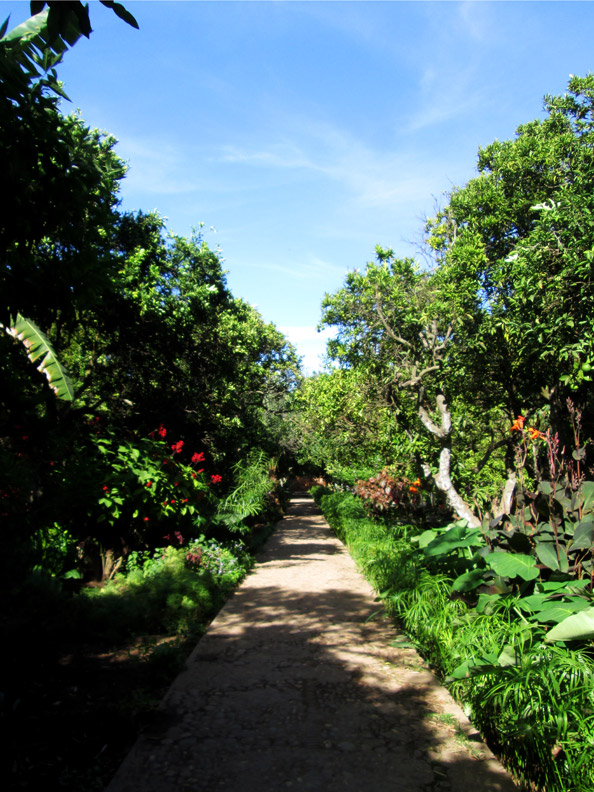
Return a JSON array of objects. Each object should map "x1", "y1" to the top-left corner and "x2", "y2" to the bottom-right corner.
[{"x1": 106, "y1": 497, "x2": 518, "y2": 792}]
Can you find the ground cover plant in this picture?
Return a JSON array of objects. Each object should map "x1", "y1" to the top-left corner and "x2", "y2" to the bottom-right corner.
[
  {"x1": 1, "y1": 453, "x2": 288, "y2": 791},
  {"x1": 312, "y1": 472, "x2": 594, "y2": 792}
]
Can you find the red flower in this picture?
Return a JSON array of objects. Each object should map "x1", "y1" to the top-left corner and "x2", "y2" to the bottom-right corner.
[
  {"x1": 143, "y1": 517, "x2": 149, "y2": 522},
  {"x1": 181, "y1": 498, "x2": 188, "y2": 503},
  {"x1": 171, "y1": 440, "x2": 184, "y2": 454},
  {"x1": 192, "y1": 451, "x2": 205, "y2": 464},
  {"x1": 158, "y1": 425, "x2": 167, "y2": 438},
  {"x1": 102, "y1": 485, "x2": 109, "y2": 492},
  {"x1": 211, "y1": 474, "x2": 222, "y2": 484},
  {"x1": 146, "y1": 481, "x2": 152, "y2": 487}
]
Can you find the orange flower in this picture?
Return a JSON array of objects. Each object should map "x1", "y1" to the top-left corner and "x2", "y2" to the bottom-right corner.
[
  {"x1": 409, "y1": 485, "x2": 418, "y2": 493},
  {"x1": 510, "y1": 415, "x2": 526, "y2": 432},
  {"x1": 528, "y1": 427, "x2": 545, "y2": 440},
  {"x1": 412, "y1": 478, "x2": 421, "y2": 487}
]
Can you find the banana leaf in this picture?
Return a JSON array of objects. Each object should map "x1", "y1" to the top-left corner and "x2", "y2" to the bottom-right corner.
[{"x1": 4, "y1": 314, "x2": 74, "y2": 401}]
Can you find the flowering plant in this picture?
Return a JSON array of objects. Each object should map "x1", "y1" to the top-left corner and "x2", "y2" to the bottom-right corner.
[{"x1": 93, "y1": 424, "x2": 223, "y2": 547}]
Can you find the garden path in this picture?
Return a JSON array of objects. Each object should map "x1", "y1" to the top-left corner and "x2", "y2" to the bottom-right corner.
[{"x1": 106, "y1": 494, "x2": 517, "y2": 792}]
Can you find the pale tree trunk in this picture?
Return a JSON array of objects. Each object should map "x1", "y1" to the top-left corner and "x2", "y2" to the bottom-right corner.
[
  {"x1": 492, "y1": 470, "x2": 517, "y2": 519},
  {"x1": 418, "y1": 393, "x2": 481, "y2": 528}
]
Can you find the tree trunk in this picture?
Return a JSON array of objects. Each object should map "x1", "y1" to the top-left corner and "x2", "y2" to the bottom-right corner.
[{"x1": 418, "y1": 393, "x2": 480, "y2": 528}]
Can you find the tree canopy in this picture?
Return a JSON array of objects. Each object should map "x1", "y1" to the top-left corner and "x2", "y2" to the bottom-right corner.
[{"x1": 293, "y1": 74, "x2": 594, "y2": 525}]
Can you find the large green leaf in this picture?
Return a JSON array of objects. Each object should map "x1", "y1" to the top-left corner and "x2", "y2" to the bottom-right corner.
[
  {"x1": 423, "y1": 523, "x2": 484, "y2": 557},
  {"x1": 580, "y1": 482, "x2": 594, "y2": 514},
  {"x1": 1, "y1": 8, "x2": 49, "y2": 42},
  {"x1": 452, "y1": 568, "x2": 486, "y2": 592},
  {"x1": 485, "y1": 551, "x2": 539, "y2": 581},
  {"x1": 448, "y1": 653, "x2": 499, "y2": 680},
  {"x1": 413, "y1": 528, "x2": 438, "y2": 548},
  {"x1": 535, "y1": 541, "x2": 560, "y2": 571},
  {"x1": 4, "y1": 314, "x2": 74, "y2": 401},
  {"x1": 532, "y1": 600, "x2": 590, "y2": 624},
  {"x1": 545, "y1": 607, "x2": 594, "y2": 642},
  {"x1": 570, "y1": 519, "x2": 594, "y2": 552}
]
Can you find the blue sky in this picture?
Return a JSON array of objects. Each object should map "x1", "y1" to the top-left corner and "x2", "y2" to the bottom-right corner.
[{"x1": 4, "y1": 1, "x2": 594, "y2": 371}]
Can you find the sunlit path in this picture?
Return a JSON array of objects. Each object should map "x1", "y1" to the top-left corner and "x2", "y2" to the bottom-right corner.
[{"x1": 107, "y1": 495, "x2": 517, "y2": 792}]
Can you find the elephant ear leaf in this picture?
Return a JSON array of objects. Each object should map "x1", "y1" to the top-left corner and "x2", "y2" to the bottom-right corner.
[
  {"x1": 5, "y1": 314, "x2": 74, "y2": 401},
  {"x1": 545, "y1": 607, "x2": 594, "y2": 643}
]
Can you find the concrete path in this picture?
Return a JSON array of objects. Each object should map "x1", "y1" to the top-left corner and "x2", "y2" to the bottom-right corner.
[{"x1": 106, "y1": 495, "x2": 517, "y2": 792}]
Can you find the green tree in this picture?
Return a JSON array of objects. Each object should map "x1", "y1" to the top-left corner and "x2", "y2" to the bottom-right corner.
[
  {"x1": 318, "y1": 247, "x2": 486, "y2": 524},
  {"x1": 427, "y1": 74, "x2": 594, "y2": 446}
]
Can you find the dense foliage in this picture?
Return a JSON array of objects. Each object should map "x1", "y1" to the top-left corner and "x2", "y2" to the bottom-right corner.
[
  {"x1": 1, "y1": 7, "x2": 301, "y2": 787},
  {"x1": 0, "y1": 7, "x2": 300, "y2": 593},
  {"x1": 295, "y1": 74, "x2": 594, "y2": 524},
  {"x1": 291, "y1": 75, "x2": 594, "y2": 792},
  {"x1": 312, "y1": 486, "x2": 594, "y2": 792},
  {"x1": 5, "y1": 4, "x2": 594, "y2": 789}
]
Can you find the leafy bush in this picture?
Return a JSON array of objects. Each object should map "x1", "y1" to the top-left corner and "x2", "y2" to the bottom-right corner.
[
  {"x1": 354, "y1": 467, "x2": 423, "y2": 514},
  {"x1": 87, "y1": 536, "x2": 253, "y2": 637}
]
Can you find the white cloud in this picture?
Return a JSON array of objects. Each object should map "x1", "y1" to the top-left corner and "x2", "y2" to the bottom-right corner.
[
  {"x1": 214, "y1": 117, "x2": 442, "y2": 217},
  {"x1": 218, "y1": 143, "x2": 318, "y2": 172},
  {"x1": 457, "y1": 1, "x2": 493, "y2": 43},
  {"x1": 279, "y1": 325, "x2": 336, "y2": 375}
]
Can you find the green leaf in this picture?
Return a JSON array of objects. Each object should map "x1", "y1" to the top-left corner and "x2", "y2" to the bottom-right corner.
[
  {"x1": 540, "y1": 578, "x2": 590, "y2": 593},
  {"x1": 3, "y1": 314, "x2": 74, "y2": 401},
  {"x1": 571, "y1": 519, "x2": 594, "y2": 551},
  {"x1": 545, "y1": 607, "x2": 594, "y2": 642},
  {"x1": 539, "y1": 481, "x2": 553, "y2": 497},
  {"x1": 517, "y1": 593, "x2": 549, "y2": 612},
  {"x1": 485, "y1": 551, "x2": 539, "y2": 581},
  {"x1": 2, "y1": 8, "x2": 49, "y2": 42},
  {"x1": 497, "y1": 645, "x2": 517, "y2": 667},
  {"x1": 452, "y1": 568, "x2": 486, "y2": 592},
  {"x1": 413, "y1": 528, "x2": 438, "y2": 548},
  {"x1": 580, "y1": 482, "x2": 594, "y2": 514},
  {"x1": 99, "y1": 0, "x2": 139, "y2": 29},
  {"x1": 532, "y1": 600, "x2": 590, "y2": 624},
  {"x1": 448, "y1": 653, "x2": 499, "y2": 680},
  {"x1": 476, "y1": 592, "x2": 502, "y2": 614},
  {"x1": 424, "y1": 524, "x2": 483, "y2": 557},
  {"x1": 535, "y1": 541, "x2": 560, "y2": 571}
]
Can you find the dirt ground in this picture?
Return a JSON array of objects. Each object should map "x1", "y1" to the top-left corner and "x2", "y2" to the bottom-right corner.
[{"x1": 106, "y1": 494, "x2": 518, "y2": 792}]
